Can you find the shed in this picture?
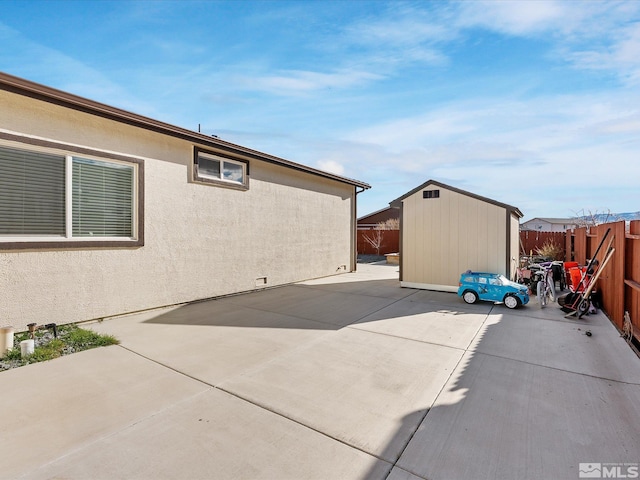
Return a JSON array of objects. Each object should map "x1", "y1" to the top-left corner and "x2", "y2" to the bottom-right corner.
[
  {"x1": 0, "y1": 72, "x2": 370, "y2": 332},
  {"x1": 390, "y1": 180, "x2": 523, "y2": 292}
]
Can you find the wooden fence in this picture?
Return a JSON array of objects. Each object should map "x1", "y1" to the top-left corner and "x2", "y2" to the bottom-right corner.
[
  {"x1": 520, "y1": 230, "x2": 566, "y2": 258},
  {"x1": 567, "y1": 221, "x2": 640, "y2": 344},
  {"x1": 357, "y1": 229, "x2": 399, "y2": 255}
]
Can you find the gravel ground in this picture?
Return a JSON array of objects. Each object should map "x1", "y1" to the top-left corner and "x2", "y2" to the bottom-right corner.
[
  {"x1": 0, "y1": 329, "x2": 79, "y2": 371},
  {"x1": 357, "y1": 254, "x2": 387, "y2": 264}
]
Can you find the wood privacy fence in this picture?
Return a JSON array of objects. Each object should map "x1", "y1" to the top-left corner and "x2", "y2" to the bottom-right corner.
[
  {"x1": 357, "y1": 229, "x2": 399, "y2": 255},
  {"x1": 567, "y1": 221, "x2": 640, "y2": 344},
  {"x1": 520, "y1": 231, "x2": 566, "y2": 258}
]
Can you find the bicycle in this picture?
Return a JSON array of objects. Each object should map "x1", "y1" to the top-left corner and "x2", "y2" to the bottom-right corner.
[{"x1": 535, "y1": 263, "x2": 556, "y2": 307}]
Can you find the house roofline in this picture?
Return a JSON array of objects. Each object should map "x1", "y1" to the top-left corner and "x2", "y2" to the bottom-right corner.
[
  {"x1": 389, "y1": 179, "x2": 523, "y2": 218},
  {"x1": 0, "y1": 71, "x2": 370, "y2": 190},
  {"x1": 357, "y1": 206, "x2": 397, "y2": 222},
  {"x1": 523, "y1": 217, "x2": 579, "y2": 224}
]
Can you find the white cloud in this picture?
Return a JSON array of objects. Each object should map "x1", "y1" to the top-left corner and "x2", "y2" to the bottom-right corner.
[
  {"x1": 456, "y1": 0, "x2": 570, "y2": 36},
  {"x1": 568, "y1": 22, "x2": 640, "y2": 85},
  {"x1": 317, "y1": 159, "x2": 345, "y2": 175},
  {"x1": 237, "y1": 69, "x2": 383, "y2": 96}
]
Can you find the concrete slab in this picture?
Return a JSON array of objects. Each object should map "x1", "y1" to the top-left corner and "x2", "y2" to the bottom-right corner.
[
  {"x1": 3, "y1": 264, "x2": 640, "y2": 480},
  {"x1": 300, "y1": 278, "x2": 415, "y2": 300},
  {"x1": 220, "y1": 327, "x2": 464, "y2": 463},
  {"x1": 224, "y1": 284, "x2": 399, "y2": 328},
  {"x1": 396, "y1": 351, "x2": 640, "y2": 480},
  {"x1": 350, "y1": 297, "x2": 488, "y2": 350},
  {"x1": 470, "y1": 310, "x2": 640, "y2": 383},
  {"x1": 21, "y1": 388, "x2": 393, "y2": 480},
  {"x1": 88, "y1": 300, "x2": 335, "y2": 385},
  {"x1": 406, "y1": 289, "x2": 496, "y2": 314},
  {"x1": 0, "y1": 346, "x2": 208, "y2": 479},
  {"x1": 299, "y1": 264, "x2": 409, "y2": 300},
  {"x1": 387, "y1": 467, "x2": 428, "y2": 480}
]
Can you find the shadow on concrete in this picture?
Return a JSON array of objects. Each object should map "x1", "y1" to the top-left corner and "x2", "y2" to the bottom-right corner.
[{"x1": 140, "y1": 280, "x2": 490, "y2": 331}]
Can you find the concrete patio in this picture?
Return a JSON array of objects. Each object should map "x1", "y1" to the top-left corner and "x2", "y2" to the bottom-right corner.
[{"x1": 1, "y1": 263, "x2": 639, "y2": 480}]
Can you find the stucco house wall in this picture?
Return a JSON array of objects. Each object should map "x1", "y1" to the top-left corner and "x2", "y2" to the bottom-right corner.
[
  {"x1": 0, "y1": 74, "x2": 367, "y2": 332},
  {"x1": 391, "y1": 180, "x2": 522, "y2": 292}
]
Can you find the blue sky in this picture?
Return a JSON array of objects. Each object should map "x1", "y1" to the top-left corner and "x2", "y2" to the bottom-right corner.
[{"x1": 1, "y1": 0, "x2": 639, "y2": 220}]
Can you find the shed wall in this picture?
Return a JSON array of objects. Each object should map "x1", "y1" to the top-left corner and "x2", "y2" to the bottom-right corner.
[
  {"x1": 401, "y1": 186, "x2": 508, "y2": 290},
  {"x1": 0, "y1": 90, "x2": 354, "y2": 332}
]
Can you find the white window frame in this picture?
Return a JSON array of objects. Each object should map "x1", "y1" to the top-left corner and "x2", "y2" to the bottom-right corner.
[
  {"x1": 193, "y1": 148, "x2": 249, "y2": 190},
  {"x1": 0, "y1": 139, "x2": 143, "y2": 249}
]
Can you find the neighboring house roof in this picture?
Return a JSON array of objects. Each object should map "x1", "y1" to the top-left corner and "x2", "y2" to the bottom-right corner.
[
  {"x1": 522, "y1": 217, "x2": 578, "y2": 224},
  {"x1": 0, "y1": 72, "x2": 370, "y2": 190},
  {"x1": 357, "y1": 207, "x2": 399, "y2": 225},
  {"x1": 390, "y1": 179, "x2": 523, "y2": 218}
]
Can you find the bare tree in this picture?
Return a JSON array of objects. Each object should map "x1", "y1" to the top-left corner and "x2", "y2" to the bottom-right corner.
[
  {"x1": 362, "y1": 228, "x2": 384, "y2": 255},
  {"x1": 362, "y1": 219, "x2": 399, "y2": 255},
  {"x1": 572, "y1": 209, "x2": 618, "y2": 230}
]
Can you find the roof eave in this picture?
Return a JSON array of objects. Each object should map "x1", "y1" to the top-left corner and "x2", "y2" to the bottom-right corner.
[{"x1": 0, "y1": 71, "x2": 370, "y2": 190}]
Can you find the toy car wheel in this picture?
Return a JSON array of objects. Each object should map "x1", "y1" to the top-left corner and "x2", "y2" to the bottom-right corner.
[
  {"x1": 504, "y1": 294, "x2": 520, "y2": 309},
  {"x1": 462, "y1": 290, "x2": 479, "y2": 304}
]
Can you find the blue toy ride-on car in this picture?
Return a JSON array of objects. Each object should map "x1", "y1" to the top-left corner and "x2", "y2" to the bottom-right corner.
[{"x1": 457, "y1": 271, "x2": 529, "y2": 309}]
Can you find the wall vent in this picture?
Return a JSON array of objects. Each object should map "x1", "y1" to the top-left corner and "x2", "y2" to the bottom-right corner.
[{"x1": 423, "y1": 189, "x2": 440, "y2": 199}]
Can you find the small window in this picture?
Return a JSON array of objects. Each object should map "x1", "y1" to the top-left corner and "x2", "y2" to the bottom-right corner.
[
  {"x1": 194, "y1": 149, "x2": 249, "y2": 189},
  {"x1": 423, "y1": 189, "x2": 440, "y2": 199}
]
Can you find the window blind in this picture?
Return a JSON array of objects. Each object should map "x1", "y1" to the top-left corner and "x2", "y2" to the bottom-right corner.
[
  {"x1": 0, "y1": 145, "x2": 66, "y2": 235},
  {"x1": 72, "y1": 157, "x2": 133, "y2": 237}
]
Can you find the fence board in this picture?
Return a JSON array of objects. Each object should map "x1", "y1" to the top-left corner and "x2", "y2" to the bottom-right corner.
[
  {"x1": 596, "y1": 222, "x2": 626, "y2": 330},
  {"x1": 566, "y1": 221, "x2": 640, "y2": 343},
  {"x1": 519, "y1": 231, "x2": 566, "y2": 259},
  {"x1": 573, "y1": 227, "x2": 588, "y2": 264},
  {"x1": 626, "y1": 221, "x2": 640, "y2": 342},
  {"x1": 357, "y1": 229, "x2": 399, "y2": 255}
]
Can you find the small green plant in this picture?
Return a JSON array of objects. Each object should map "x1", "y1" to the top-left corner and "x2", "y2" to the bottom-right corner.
[
  {"x1": 66, "y1": 327, "x2": 118, "y2": 349},
  {"x1": 1, "y1": 324, "x2": 119, "y2": 370}
]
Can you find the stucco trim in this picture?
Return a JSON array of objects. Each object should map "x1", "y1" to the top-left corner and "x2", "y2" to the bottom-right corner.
[{"x1": 0, "y1": 132, "x2": 145, "y2": 250}]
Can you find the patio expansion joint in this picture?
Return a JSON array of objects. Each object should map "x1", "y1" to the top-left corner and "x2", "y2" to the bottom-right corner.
[
  {"x1": 345, "y1": 324, "x2": 468, "y2": 354},
  {"x1": 116, "y1": 344, "x2": 395, "y2": 466},
  {"x1": 117, "y1": 344, "x2": 218, "y2": 389},
  {"x1": 214, "y1": 385, "x2": 395, "y2": 468},
  {"x1": 471, "y1": 350, "x2": 640, "y2": 386},
  {"x1": 381, "y1": 340, "x2": 470, "y2": 480}
]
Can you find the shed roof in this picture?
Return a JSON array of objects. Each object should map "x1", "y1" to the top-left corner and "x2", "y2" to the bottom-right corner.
[
  {"x1": 0, "y1": 72, "x2": 370, "y2": 190},
  {"x1": 390, "y1": 179, "x2": 523, "y2": 218}
]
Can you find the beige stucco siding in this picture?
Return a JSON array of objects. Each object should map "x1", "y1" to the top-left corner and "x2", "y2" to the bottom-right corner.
[
  {"x1": 401, "y1": 186, "x2": 508, "y2": 290},
  {"x1": 0, "y1": 90, "x2": 354, "y2": 332}
]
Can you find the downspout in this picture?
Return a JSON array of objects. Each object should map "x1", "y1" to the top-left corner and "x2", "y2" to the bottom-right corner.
[{"x1": 353, "y1": 185, "x2": 367, "y2": 272}]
